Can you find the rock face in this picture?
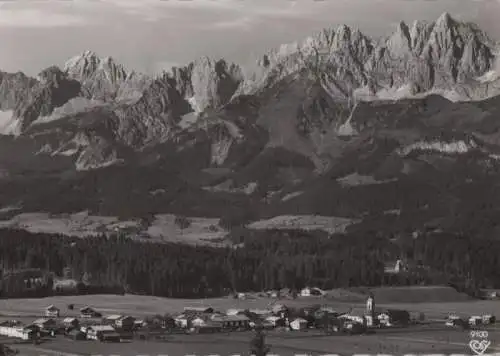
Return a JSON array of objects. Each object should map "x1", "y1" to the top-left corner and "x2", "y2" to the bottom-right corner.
[
  {"x1": 238, "y1": 12, "x2": 497, "y2": 101},
  {"x1": 0, "y1": 12, "x2": 498, "y2": 172}
]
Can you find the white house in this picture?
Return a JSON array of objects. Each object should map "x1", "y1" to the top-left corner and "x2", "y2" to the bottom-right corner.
[
  {"x1": 0, "y1": 326, "x2": 34, "y2": 340},
  {"x1": 86, "y1": 325, "x2": 117, "y2": 341},
  {"x1": 469, "y1": 316, "x2": 483, "y2": 326},
  {"x1": 482, "y1": 315, "x2": 495, "y2": 324},
  {"x1": 300, "y1": 287, "x2": 312, "y2": 297},
  {"x1": 191, "y1": 316, "x2": 207, "y2": 327},
  {"x1": 265, "y1": 315, "x2": 285, "y2": 327},
  {"x1": 174, "y1": 314, "x2": 190, "y2": 328},
  {"x1": 340, "y1": 314, "x2": 365, "y2": 325},
  {"x1": 290, "y1": 318, "x2": 308, "y2": 331}
]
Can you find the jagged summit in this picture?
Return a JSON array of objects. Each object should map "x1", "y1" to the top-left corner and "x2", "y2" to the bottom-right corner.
[
  {"x1": 0, "y1": 12, "x2": 499, "y2": 173},
  {"x1": 436, "y1": 12, "x2": 453, "y2": 25}
]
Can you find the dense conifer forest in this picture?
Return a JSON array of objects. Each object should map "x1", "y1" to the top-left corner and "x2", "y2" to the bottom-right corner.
[{"x1": 0, "y1": 228, "x2": 498, "y2": 298}]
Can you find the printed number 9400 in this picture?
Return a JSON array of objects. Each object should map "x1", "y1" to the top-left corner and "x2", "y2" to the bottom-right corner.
[{"x1": 470, "y1": 330, "x2": 489, "y2": 339}]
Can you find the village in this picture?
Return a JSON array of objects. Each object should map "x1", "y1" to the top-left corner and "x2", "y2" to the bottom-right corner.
[{"x1": 0, "y1": 287, "x2": 497, "y2": 349}]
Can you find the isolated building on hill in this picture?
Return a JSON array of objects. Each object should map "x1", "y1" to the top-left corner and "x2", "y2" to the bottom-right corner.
[
  {"x1": 80, "y1": 306, "x2": 99, "y2": 318},
  {"x1": 183, "y1": 306, "x2": 214, "y2": 313},
  {"x1": 45, "y1": 305, "x2": 60, "y2": 317}
]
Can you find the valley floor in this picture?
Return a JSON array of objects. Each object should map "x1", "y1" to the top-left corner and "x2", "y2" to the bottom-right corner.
[{"x1": 1, "y1": 288, "x2": 499, "y2": 356}]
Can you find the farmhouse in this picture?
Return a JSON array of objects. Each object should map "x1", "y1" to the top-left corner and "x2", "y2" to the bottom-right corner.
[
  {"x1": 103, "y1": 314, "x2": 122, "y2": 323},
  {"x1": 264, "y1": 315, "x2": 286, "y2": 327},
  {"x1": 290, "y1": 317, "x2": 308, "y2": 331},
  {"x1": 45, "y1": 305, "x2": 60, "y2": 317},
  {"x1": 63, "y1": 317, "x2": 79, "y2": 328},
  {"x1": 80, "y1": 306, "x2": 98, "y2": 318},
  {"x1": 0, "y1": 326, "x2": 35, "y2": 340},
  {"x1": 300, "y1": 287, "x2": 325, "y2": 297},
  {"x1": 115, "y1": 316, "x2": 135, "y2": 330},
  {"x1": 86, "y1": 325, "x2": 120, "y2": 342},
  {"x1": 66, "y1": 329, "x2": 86, "y2": 340},
  {"x1": 174, "y1": 314, "x2": 192, "y2": 328},
  {"x1": 191, "y1": 316, "x2": 209, "y2": 328},
  {"x1": 33, "y1": 318, "x2": 57, "y2": 329},
  {"x1": 377, "y1": 309, "x2": 410, "y2": 326},
  {"x1": 210, "y1": 314, "x2": 250, "y2": 330}
]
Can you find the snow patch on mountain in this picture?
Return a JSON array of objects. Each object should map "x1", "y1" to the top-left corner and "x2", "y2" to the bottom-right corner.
[
  {"x1": 337, "y1": 173, "x2": 398, "y2": 186},
  {"x1": 247, "y1": 215, "x2": 357, "y2": 234},
  {"x1": 31, "y1": 97, "x2": 106, "y2": 126},
  {"x1": 398, "y1": 139, "x2": 478, "y2": 156},
  {"x1": 0, "y1": 110, "x2": 18, "y2": 135}
]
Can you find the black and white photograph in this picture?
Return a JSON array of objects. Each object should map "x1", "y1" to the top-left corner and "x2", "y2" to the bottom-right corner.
[{"x1": 0, "y1": 0, "x2": 499, "y2": 355}]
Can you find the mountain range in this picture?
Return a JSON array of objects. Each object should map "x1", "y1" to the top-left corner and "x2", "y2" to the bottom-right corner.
[{"x1": 1, "y1": 12, "x2": 500, "y2": 242}]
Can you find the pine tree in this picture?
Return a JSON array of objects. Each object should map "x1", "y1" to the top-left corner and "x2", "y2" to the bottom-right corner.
[{"x1": 249, "y1": 326, "x2": 270, "y2": 356}]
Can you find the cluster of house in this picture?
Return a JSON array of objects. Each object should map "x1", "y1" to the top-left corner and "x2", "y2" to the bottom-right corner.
[
  {"x1": 445, "y1": 313, "x2": 496, "y2": 328},
  {"x1": 0, "y1": 297, "x2": 418, "y2": 343}
]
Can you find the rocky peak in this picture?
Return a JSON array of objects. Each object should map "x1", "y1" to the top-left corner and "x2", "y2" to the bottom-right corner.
[
  {"x1": 63, "y1": 51, "x2": 129, "y2": 101},
  {"x1": 37, "y1": 66, "x2": 67, "y2": 86},
  {"x1": 0, "y1": 71, "x2": 38, "y2": 111},
  {"x1": 332, "y1": 24, "x2": 352, "y2": 50},
  {"x1": 386, "y1": 21, "x2": 412, "y2": 58},
  {"x1": 64, "y1": 50, "x2": 101, "y2": 80},
  {"x1": 187, "y1": 56, "x2": 243, "y2": 112},
  {"x1": 409, "y1": 20, "x2": 434, "y2": 55}
]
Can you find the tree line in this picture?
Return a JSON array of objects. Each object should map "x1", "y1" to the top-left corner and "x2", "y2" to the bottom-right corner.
[{"x1": 0, "y1": 228, "x2": 498, "y2": 298}]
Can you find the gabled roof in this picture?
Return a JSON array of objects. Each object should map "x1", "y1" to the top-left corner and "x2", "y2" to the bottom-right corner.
[
  {"x1": 211, "y1": 314, "x2": 249, "y2": 322},
  {"x1": 104, "y1": 314, "x2": 123, "y2": 321},
  {"x1": 117, "y1": 315, "x2": 135, "y2": 321},
  {"x1": 80, "y1": 306, "x2": 95, "y2": 312},
  {"x1": 88, "y1": 325, "x2": 115, "y2": 332},
  {"x1": 63, "y1": 317, "x2": 78, "y2": 323},
  {"x1": 183, "y1": 306, "x2": 213, "y2": 312},
  {"x1": 46, "y1": 305, "x2": 59, "y2": 310},
  {"x1": 265, "y1": 315, "x2": 282, "y2": 320},
  {"x1": 33, "y1": 318, "x2": 55, "y2": 325}
]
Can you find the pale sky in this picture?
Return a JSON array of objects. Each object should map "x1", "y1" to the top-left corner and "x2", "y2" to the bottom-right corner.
[{"x1": 0, "y1": 0, "x2": 499, "y2": 76}]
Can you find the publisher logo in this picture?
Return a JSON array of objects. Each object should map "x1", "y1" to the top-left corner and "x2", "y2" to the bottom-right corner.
[{"x1": 469, "y1": 330, "x2": 491, "y2": 355}]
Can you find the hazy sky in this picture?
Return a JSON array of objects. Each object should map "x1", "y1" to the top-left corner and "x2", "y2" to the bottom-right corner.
[{"x1": 1, "y1": 0, "x2": 499, "y2": 76}]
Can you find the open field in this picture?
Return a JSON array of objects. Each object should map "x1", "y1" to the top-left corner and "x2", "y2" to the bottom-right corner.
[
  {"x1": 0, "y1": 212, "x2": 228, "y2": 245},
  {"x1": 3, "y1": 325, "x2": 500, "y2": 356}
]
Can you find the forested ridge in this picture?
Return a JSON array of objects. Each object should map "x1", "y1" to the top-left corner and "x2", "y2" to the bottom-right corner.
[{"x1": 0, "y1": 228, "x2": 499, "y2": 298}]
